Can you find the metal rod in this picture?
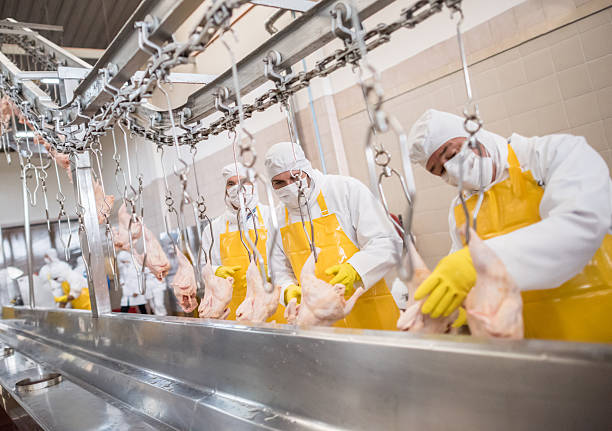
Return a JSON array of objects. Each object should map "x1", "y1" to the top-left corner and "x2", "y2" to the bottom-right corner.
[
  {"x1": 21, "y1": 169, "x2": 35, "y2": 309},
  {"x1": 70, "y1": 152, "x2": 111, "y2": 316}
]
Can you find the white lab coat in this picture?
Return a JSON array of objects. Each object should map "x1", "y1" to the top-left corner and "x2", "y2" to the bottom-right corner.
[
  {"x1": 201, "y1": 204, "x2": 273, "y2": 273},
  {"x1": 449, "y1": 133, "x2": 612, "y2": 291},
  {"x1": 145, "y1": 270, "x2": 168, "y2": 315},
  {"x1": 270, "y1": 171, "x2": 402, "y2": 299},
  {"x1": 119, "y1": 262, "x2": 146, "y2": 307}
]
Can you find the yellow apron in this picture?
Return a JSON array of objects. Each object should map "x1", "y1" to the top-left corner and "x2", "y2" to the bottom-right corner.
[
  {"x1": 280, "y1": 192, "x2": 399, "y2": 330},
  {"x1": 219, "y1": 206, "x2": 286, "y2": 322},
  {"x1": 54, "y1": 281, "x2": 91, "y2": 310},
  {"x1": 455, "y1": 145, "x2": 612, "y2": 342}
]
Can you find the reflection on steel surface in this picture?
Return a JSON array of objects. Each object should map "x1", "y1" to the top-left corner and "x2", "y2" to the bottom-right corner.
[{"x1": 0, "y1": 306, "x2": 611, "y2": 430}]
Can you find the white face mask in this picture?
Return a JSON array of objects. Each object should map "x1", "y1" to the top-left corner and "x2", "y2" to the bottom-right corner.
[
  {"x1": 226, "y1": 184, "x2": 254, "y2": 210},
  {"x1": 442, "y1": 150, "x2": 494, "y2": 192},
  {"x1": 276, "y1": 180, "x2": 310, "y2": 210}
]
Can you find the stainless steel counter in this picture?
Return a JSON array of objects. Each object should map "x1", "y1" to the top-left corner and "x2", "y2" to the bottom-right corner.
[{"x1": 0, "y1": 306, "x2": 611, "y2": 430}]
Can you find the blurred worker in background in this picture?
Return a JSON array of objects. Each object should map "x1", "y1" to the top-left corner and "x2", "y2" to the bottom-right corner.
[
  {"x1": 117, "y1": 251, "x2": 148, "y2": 314},
  {"x1": 145, "y1": 268, "x2": 168, "y2": 316},
  {"x1": 407, "y1": 108, "x2": 612, "y2": 342},
  {"x1": 47, "y1": 259, "x2": 91, "y2": 310},
  {"x1": 264, "y1": 142, "x2": 401, "y2": 330},
  {"x1": 38, "y1": 248, "x2": 68, "y2": 288},
  {"x1": 201, "y1": 162, "x2": 285, "y2": 321}
]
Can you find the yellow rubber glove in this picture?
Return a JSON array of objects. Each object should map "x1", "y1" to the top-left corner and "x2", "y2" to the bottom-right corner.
[
  {"x1": 414, "y1": 247, "x2": 476, "y2": 318},
  {"x1": 284, "y1": 284, "x2": 301, "y2": 306},
  {"x1": 452, "y1": 307, "x2": 467, "y2": 328},
  {"x1": 215, "y1": 265, "x2": 241, "y2": 279},
  {"x1": 325, "y1": 263, "x2": 361, "y2": 292}
]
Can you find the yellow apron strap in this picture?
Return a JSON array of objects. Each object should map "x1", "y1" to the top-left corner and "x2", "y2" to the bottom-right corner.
[
  {"x1": 285, "y1": 207, "x2": 290, "y2": 225},
  {"x1": 507, "y1": 145, "x2": 526, "y2": 197},
  {"x1": 317, "y1": 192, "x2": 329, "y2": 216},
  {"x1": 256, "y1": 206, "x2": 264, "y2": 227},
  {"x1": 225, "y1": 219, "x2": 230, "y2": 234}
]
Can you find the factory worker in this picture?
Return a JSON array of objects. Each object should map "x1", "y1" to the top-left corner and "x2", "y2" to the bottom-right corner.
[
  {"x1": 407, "y1": 108, "x2": 612, "y2": 342},
  {"x1": 38, "y1": 248, "x2": 63, "y2": 286},
  {"x1": 47, "y1": 260, "x2": 91, "y2": 310},
  {"x1": 117, "y1": 251, "x2": 148, "y2": 314},
  {"x1": 201, "y1": 162, "x2": 285, "y2": 321},
  {"x1": 264, "y1": 142, "x2": 401, "y2": 330},
  {"x1": 145, "y1": 268, "x2": 168, "y2": 316}
]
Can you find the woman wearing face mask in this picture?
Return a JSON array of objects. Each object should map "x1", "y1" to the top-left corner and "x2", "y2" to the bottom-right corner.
[
  {"x1": 200, "y1": 162, "x2": 285, "y2": 322},
  {"x1": 264, "y1": 142, "x2": 401, "y2": 330},
  {"x1": 407, "y1": 108, "x2": 612, "y2": 342}
]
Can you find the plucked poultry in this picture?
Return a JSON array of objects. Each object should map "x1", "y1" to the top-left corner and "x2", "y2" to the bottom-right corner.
[
  {"x1": 285, "y1": 251, "x2": 365, "y2": 326},
  {"x1": 37, "y1": 134, "x2": 73, "y2": 181},
  {"x1": 396, "y1": 243, "x2": 458, "y2": 333},
  {"x1": 93, "y1": 179, "x2": 114, "y2": 225},
  {"x1": 118, "y1": 202, "x2": 142, "y2": 239},
  {"x1": 236, "y1": 260, "x2": 281, "y2": 322},
  {"x1": 465, "y1": 228, "x2": 524, "y2": 339},
  {"x1": 171, "y1": 247, "x2": 198, "y2": 313},
  {"x1": 112, "y1": 225, "x2": 131, "y2": 251},
  {"x1": 134, "y1": 225, "x2": 170, "y2": 281},
  {"x1": 198, "y1": 262, "x2": 233, "y2": 319}
]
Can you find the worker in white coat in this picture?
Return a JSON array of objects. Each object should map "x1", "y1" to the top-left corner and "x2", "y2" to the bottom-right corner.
[
  {"x1": 47, "y1": 260, "x2": 91, "y2": 310},
  {"x1": 264, "y1": 142, "x2": 401, "y2": 330},
  {"x1": 145, "y1": 268, "x2": 168, "y2": 316},
  {"x1": 201, "y1": 162, "x2": 285, "y2": 322},
  {"x1": 38, "y1": 248, "x2": 67, "y2": 288},
  {"x1": 407, "y1": 108, "x2": 612, "y2": 342},
  {"x1": 117, "y1": 251, "x2": 148, "y2": 314}
]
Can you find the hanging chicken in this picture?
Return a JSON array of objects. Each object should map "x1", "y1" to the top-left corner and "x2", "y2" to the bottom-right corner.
[
  {"x1": 198, "y1": 262, "x2": 233, "y2": 319},
  {"x1": 465, "y1": 228, "x2": 524, "y2": 339},
  {"x1": 285, "y1": 250, "x2": 364, "y2": 326},
  {"x1": 134, "y1": 226, "x2": 170, "y2": 281},
  {"x1": 235, "y1": 260, "x2": 281, "y2": 323},
  {"x1": 171, "y1": 247, "x2": 198, "y2": 313},
  {"x1": 93, "y1": 179, "x2": 114, "y2": 225},
  {"x1": 396, "y1": 243, "x2": 458, "y2": 333}
]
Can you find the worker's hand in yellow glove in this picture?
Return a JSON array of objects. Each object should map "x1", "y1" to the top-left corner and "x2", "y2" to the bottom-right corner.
[
  {"x1": 452, "y1": 307, "x2": 467, "y2": 328},
  {"x1": 414, "y1": 247, "x2": 476, "y2": 318},
  {"x1": 215, "y1": 265, "x2": 241, "y2": 279},
  {"x1": 325, "y1": 263, "x2": 361, "y2": 292},
  {"x1": 284, "y1": 284, "x2": 301, "y2": 306}
]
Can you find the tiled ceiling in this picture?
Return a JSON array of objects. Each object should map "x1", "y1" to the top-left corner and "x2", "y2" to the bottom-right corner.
[{"x1": 0, "y1": 0, "x2": 141, "y2": 49}]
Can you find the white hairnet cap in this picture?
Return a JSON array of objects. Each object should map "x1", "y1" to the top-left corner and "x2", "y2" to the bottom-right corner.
[
  {"x1": 264, "y1": 142, "x2": 313, "y2": 178},
  {"x1": 116, "y1": 250, "x2": 132, "y2": 264},
  {"x1": 407, "y1": 109, "x2": 508, "y2": 173},
  {"x1": 221, "y1": 162, "x2": 248, "y2": 183}
]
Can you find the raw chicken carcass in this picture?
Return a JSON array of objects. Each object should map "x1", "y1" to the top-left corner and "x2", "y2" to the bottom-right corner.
[
  {"x1": 112, "y1": 225, "x2": 131, "y2": 251},
  {"x1": 465, "y1": 228, "x2": 524, "y2": 339},
  {"x1": 235, "y1": 260, "x2": 281, "y2": 322},
  {"x1": 170, "y1": 247, "x2": 198, "y2": 313},
  {"x1": 287, "y1": 251, "x2": 365, "y2": 327},
  {"x1": 37, "y1": 134, "x2": 72, "y2": 182},
  {"x1": 134, "y1": 226, "x2": 170, "y2": 281},
  {"x1": 198, "y1": 262, "x2": 233, "y2": 319},
  {"x1": 118, "y1": 202, "x2": 142, "y2": 239},
  {"x1": 93, "y1": 179, "x2": 114, "y2": 225},
  {"x1": 397, "y1": 243, "x2": 458, "y2": 334}
]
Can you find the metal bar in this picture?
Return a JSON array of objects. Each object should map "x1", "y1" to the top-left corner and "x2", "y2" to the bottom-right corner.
[
  {"x1": 4, "y1": 18, "x2": 90, "y2": 69},
  {"x1": 1, "y1": 307, "x2": 612, "y2": 430},
  {"x1": 69, "y1": 0, "x2": 203, "y2": 121},
  {"x1": 21, "y1": 172, "x2": 34, "y2": 309},
  {"x1": 0, "y1": 19, "x2": 64, "y2": 32},
  {"x1": 70, "y1": 152, "x2": 111, "y2": 316},
  {"x1": 132, "y1": 71, "x2": 217, "y2": 84},
  {"x1": 139, "y1": 0, "x2": 395, "y2": 126},
  {"x1": 249, "y1": 0, "x2": 316, "y2": 12}
]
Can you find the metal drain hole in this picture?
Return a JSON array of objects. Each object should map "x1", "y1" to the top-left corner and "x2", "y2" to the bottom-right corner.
[{"x1": 15, "y1": 373, "x2": 62, "y2": 392}]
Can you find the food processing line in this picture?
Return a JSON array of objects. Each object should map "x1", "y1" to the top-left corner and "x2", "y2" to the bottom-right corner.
[{"x1": 0, "y1": 0, "x2": 611, "y2": 429}]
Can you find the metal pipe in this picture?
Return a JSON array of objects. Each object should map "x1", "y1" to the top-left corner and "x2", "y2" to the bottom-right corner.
[
  {"x1": 301, "y1": 59, "x2": 326, "y2": 174},
  {"x1": 21, "y1": 169, "x2": 35, "y2": 309}
]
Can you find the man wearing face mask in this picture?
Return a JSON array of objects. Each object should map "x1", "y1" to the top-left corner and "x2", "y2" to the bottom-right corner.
[
  {"x1": 264, "y1": 142, "x2": 401, "y2": 330},
  {"x1": 201, "y1": 162, "x2": 285, "y2": 321},
  {"x1": 407, "y1": 108, "x2": 612, "y2": 342}
]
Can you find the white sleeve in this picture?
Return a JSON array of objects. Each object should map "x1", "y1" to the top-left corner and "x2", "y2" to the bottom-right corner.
[
  {"x1": 345, "y1": 179, "x2": 403, "y2": 289},
  {"x1": 486, "y1": 136, "x2": 611, "y2": 291}
]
